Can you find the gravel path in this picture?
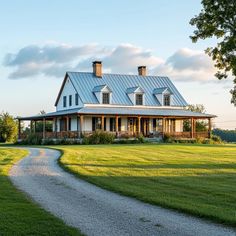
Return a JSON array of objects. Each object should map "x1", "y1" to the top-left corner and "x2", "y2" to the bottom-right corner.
[{"x1": 9, "y1": 148, "x2": 236, "y2": 236}]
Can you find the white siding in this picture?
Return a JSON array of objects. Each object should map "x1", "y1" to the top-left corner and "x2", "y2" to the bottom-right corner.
[
  {"x1": 56, "y1": 77, "x2": 83, "y2": 111},
  {"x1": 175, "y1": 120, "x2": 183, "y2": 132},
  {"x1": 149, "y1": 118, "x2": 153, "y2": 133},
  {"x1": 70, "y1": 116, "x2": 78, "y2": 131},
  {"x1": 84, "y1": 116, "x2": 92, "y2": 131},
  {"x1": 121, "y1": 117, "x2": 127, "y2": 131}
]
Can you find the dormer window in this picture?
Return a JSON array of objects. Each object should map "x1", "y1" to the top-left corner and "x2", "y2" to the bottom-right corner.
[
  {"x1": 93, "y1": 84, "x2": 112, "y2": 104},
  {"x1": 102, "y1": 92, "x2": 110, "y2": 104},
  {"x1": 164, "y1": 94, "x2": 170, "y2": 106},
  {"x1": 153, "y1": 87, "x2": 173, "y2": 106},
  {"x1": 126, "y1": 86, "x2": 145, "y2": 106},
  {"x1": 136, "y1": 94, "x2": 143, "y2": 105}
]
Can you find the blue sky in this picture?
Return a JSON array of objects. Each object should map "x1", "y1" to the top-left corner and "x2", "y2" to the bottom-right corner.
[{"x1": 0, "y1": 0, "x2": 235, "y2": 129}]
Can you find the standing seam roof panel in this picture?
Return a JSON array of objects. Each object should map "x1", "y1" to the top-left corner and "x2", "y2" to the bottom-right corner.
[{"x1": 67, "y1": 72, "x2": 188, "y2": 107}]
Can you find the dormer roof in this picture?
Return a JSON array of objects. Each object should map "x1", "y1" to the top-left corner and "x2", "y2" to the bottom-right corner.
[
  {"x1": 126, "y1": 86, "x2": 144, "y2": 94},
  {"x1": 153, "y1": 87, "x2": 173, "y2": 95},
  {"x1": 92, "y1": 84, "x2": 112, "y2": 93}
]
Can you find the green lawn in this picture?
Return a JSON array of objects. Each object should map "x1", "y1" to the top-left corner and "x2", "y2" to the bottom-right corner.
[
  {"x1": 57, "y1": 143, "x2": 236, "y2": 226},
  {"x1": 0, "y1": 148, "x2": 81, "y2": 236}
]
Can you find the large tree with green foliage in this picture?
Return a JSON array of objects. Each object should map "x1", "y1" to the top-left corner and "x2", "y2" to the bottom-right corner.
[
  {"x1": 190, "y1": 0, "x2": 236, "y2": 105},
  {"x1": 0, "y1": 112, "x2": 18, "y2": 143}
]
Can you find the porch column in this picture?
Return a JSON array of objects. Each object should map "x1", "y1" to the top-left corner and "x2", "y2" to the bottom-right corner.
[
  {"x1": 18, "y1": 119, "x2": 21, "y2": 139},
  {"x1": 43, "y1": 118, "x2": 46, "y2": 139},
  {"x1": 66, "y1": 116, "x2": 69, "y2": 131},
  {"x1": 34, "y1": 120, "x2": 36, "y2": 133},
  {"x1": 115, "y1": 115, "x2": 119, "y2": 137},
  {"x1": 137, "y1": 116, "x2": 141, "y2": 134},
  {"x1": 30, "y1": 120, "x2": 33, "y2": 134},
  {"x1": 101, "y1": 115, "x2": 105, "y2": 131},
  {"x1": 162, "y1": 117, "x2": 165, "y2": 137},
  {"x1": 208, "y1": 118, "x2": 212, "y2": 138},
  {"x1": 77, "y1": 115, "x2": 79, "y2": 138},
  {"x1": 54, "y1": 117, "x2": 57, "y2": 138},
  {"x1": 191, "y1": 118, "x2": 194, "y2": 138},
  {"x1": 80, "y1": 115, "x2": 84, "y2": 137}
]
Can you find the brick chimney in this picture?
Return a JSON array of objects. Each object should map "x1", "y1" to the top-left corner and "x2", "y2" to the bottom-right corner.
[
  {"x1": 93, "y1": 61, "x2": 102, "y2": 77},
  {"x1": 138, "y1": 66, "x2": 146, "y2": 76}
]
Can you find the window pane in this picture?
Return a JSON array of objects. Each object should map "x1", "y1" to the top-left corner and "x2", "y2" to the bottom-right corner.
[
  {"x1": 136, "y1": 94, "x2": 143, "y2": 105},
  {"x1": 164, "y1": 94, "x2": 170, "y2": 106},
  {"x1": 102, "y1": 93, "x2": 110, "y2": 104},
  {"x1": 63, "y1": 96, "x2": 67, "y2": 107},
  {"x1": 75, "y1": 93, "x2": 79, "y2": 106},
  {"x1": 69, "y1": 95, "x2": 72, "y2": 106}
]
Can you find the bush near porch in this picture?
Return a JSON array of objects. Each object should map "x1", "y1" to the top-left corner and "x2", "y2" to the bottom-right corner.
[{"x1": 57, "y1": 144, "x2": 236, "y2": 226}]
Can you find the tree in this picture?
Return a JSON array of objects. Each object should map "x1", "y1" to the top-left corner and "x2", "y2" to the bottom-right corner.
[
  {"x1": 190, "y1": 0, "x2": 236, "y2": 105},
  {"x1": 0, "y1": 112, "x2": 18, "y2": 143},
  {"x1": 183, "y1": 104, "x2": 208, "y2": 131}
]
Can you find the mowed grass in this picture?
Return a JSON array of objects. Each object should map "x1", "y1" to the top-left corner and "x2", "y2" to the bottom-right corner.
[
  {"x1": 0, "y1": 148, "x2": 81, "y2": 236},
  {"x1": 57, "y1": 144, "x2": 236, "y2": 226}
]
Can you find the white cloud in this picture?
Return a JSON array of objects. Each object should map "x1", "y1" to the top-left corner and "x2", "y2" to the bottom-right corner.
[
  {"x1": 152, "y1": 48, "x2": 217, "y2": 82},
  {"x1": 3, "y1": 43, "x2": 219, "y2": 83}
]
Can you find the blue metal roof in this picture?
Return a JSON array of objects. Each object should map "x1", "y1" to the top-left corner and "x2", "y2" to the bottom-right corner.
[
  {"x1": 18, "y1": 107, "x2": 215, "y2": 120},
  {"x1": 67, "y1": 72, "x2": 188, "y2": 107},
  {"x1": 78, "y1": 107, "x2": 215, "y2": 118}
]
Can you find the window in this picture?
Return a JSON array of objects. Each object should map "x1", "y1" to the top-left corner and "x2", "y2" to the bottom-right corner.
[
  {"x1": 69, "y1": 95, "x2": 72, "y2": 106},
  {"x1": 110, "y1": 118, "x2": 116, "y2": 131},
  {"x1": 75, "y1": 93, "x2": 79, "y2": 106},
  {"x1": 164, "y1": 94, "x2": 170, "y2": 106},
  {"x1": 136, "y1": 94, "x2": 143, "y2": 105},
  {"x1": 63, "y1": 96, "x2": 67, "y2": 107},
  {"x1": 68, "y1": 118, "x2": 71, "y2": 131},
  {"x1": 153, "y1": 118, "x2": 163, "y2": 132},
  {"x1": 102, "y1": 93, "x2": 110, "y2": 104},
  {"x1": 92, "y1": 117, "x2": 102, "y2": 131}
]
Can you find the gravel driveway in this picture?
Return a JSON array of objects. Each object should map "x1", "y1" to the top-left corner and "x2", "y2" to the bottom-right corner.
[{"x1": 9, "y1": 148, "x2": 236, "y2": 236}]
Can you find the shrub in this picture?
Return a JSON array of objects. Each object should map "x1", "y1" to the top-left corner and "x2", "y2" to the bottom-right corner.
[
  {"x1": 20, "y1": 133, "x2": 42, "y2": 145},
  {"x1": 211, "y1": 134, "x2": 222, "y2": 144},
  {"x1": 195, "y1": 136, "x2": 205, "y2": 144},
  {"x1": 136, "y1": 133, "x2": 145, "y2": 143},
  {"x1": 82, "y1": 130, "x2": 115, "y2": 145},
  {"x1": 0, "y1": 112, "x2": 18, "y2": 143},
  {"x1": 163, "y1": 133, "x2": 172, "y2": 143}
]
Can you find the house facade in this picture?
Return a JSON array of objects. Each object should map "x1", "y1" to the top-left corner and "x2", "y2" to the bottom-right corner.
[{"x1": 18, "y1": 61, "x2": 215, "y2": 140}]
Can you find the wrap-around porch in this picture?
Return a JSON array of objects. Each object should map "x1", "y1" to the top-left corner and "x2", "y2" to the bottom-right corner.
[{"x1": 18, "y1": 114, "x2": 212, "y2": 140}]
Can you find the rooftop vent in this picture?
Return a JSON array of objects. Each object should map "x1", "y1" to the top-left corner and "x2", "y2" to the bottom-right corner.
[
  {"x1": 93, "y1": 61, "x2": 102, "y2": 77},
  {"x1": 138, "y1": 66, "x2": 146, "y2": 76}
]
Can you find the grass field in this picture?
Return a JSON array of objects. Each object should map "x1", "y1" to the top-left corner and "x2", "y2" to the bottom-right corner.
[
  {"x1": 0, "y1": 148, "x2": 81, "y2": 235},
  {"x1": 57, "y1": 143, "x2": 236, "y2": 226}
]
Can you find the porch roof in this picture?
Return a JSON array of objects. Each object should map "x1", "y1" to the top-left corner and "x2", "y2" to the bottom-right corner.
[{"x1": 18, "y1": 107, "x2": 216, "y2": 120}]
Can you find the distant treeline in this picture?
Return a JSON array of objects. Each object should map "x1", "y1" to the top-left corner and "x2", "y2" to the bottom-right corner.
[{"x1": 213, "y1": 129, "x2": 236, "y2": 142}]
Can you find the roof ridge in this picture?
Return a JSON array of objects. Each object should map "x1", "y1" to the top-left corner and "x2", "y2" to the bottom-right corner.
[{"x1": 67, "y1": 71, "x2": 169, "y2": 78}]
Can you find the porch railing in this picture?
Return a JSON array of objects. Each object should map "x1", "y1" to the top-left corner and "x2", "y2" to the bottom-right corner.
[{"x1": 19, "y1": 130, "x2": 210, "y2": 140}]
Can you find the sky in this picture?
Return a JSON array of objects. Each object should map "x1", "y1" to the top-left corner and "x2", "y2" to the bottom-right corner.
[{"x1": 0, "y1": 0, "x2": 235, "y2": 129}]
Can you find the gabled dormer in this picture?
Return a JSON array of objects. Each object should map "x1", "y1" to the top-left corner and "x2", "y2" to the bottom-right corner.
[
  {"x1": 93, "y1": 85, "x2": 112, "y2": 104},
  {"x1": 153, "y1": 87, "x2": 173, "y2": 106},
  {"x1": 126, "y1": 86, "x2": 145, "y2": 106}
]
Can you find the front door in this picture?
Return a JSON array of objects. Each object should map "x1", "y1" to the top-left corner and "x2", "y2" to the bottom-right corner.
[{"x1": 128, "y1": 117, "x2": 137, "y2": 135}]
